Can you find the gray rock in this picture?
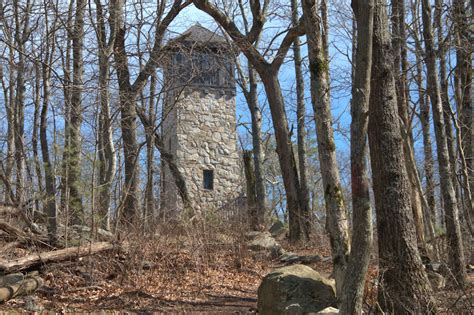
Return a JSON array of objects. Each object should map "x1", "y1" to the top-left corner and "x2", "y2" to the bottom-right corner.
[
  {"x1": 269, "y1": 220, "x2": 285, "y2": 237},
  {"x1": 316, "y1": 307, "x2": 339, "y2": 314},
  {"x1": 247, "y1": 232, "x2": 280, "y2": 252},
  {"x1": 257, "y1": 264, "x2": 336, "y2": 315}
]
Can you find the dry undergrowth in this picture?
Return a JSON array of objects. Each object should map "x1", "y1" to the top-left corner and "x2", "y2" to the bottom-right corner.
[{"x1": 0, "y1": 220, "x2": 472, "y2": 313}]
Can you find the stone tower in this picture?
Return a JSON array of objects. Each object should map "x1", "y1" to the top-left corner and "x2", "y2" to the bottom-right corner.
[{"x1": 160, "y1": 25, "x2": 241, "y2": 217}]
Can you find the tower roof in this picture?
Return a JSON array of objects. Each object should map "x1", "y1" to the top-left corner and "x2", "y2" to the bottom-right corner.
[{"x1": 165, "y1": 24, "x2": 230, "y2": 50}]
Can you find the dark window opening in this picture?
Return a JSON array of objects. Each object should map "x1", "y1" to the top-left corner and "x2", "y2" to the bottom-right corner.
[{"x1": 203, "y1": 169, "x2": 214, "y2": 190}]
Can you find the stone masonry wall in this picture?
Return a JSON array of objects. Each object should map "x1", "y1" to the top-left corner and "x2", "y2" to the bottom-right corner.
[{"x1": 161, "y1": 87, "x2": 242, "y2": 216}]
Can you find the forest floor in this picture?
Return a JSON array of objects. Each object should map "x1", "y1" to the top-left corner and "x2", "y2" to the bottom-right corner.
[{"x1": 0, "y1": 226, "x2": 472, "y2": 314}]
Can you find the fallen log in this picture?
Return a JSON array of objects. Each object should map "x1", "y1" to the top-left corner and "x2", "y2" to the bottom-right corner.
[
  {"x1": 0, "y1": 242, "x2": 116, "y2": 274},
  {"x1": 0, "y1": 274, "x2": 43, "y2": 303},
  {"x1": 0, "y1": 220, "x2": 49, "y2": 243}
]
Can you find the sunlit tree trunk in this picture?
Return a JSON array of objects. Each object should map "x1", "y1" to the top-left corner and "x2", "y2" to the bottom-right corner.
[{"x1": 301, "y1": 0, "x2": 350, "y2": 295}]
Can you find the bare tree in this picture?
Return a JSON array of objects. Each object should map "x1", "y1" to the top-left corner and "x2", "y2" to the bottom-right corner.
[
  {"x1": 421, "y1": 0, "x2": 467, "y2": 286},
  {"x1": 233, "y1": 0, "x2": 268, "y2": 230},
  {"x1": 109, "y1": 0, "x2": 189, "y2": 224},
  {"x1": 452, "y1": 0, "x2": 473, "y2": 229},
  {"x1": 193, "y1": 0, "x2": 306, "y2": 241},
  {"x1": 368, "y1": 0, "x2": 436, "y2": 311},
  {"x1": 64, "y1": 0, "x2": 86, "y2": 224},
  {"x1": 92, "y1": 0, "x2": 117, "y2": 229},
  {"x1": 301, "y1": 0, "x2": 350, "y2": 294},
  {"x1": 39, "y1": 0, "x2": 59, "y2": 243},
  {"x1": 292, "y1": 0, "x2": 311, "y2": 239},
  {"x1": 392, "y1": 0, "x2": 426, "y2": 249}
]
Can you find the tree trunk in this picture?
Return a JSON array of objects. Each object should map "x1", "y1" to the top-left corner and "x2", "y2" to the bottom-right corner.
[
  {"x1": 453, "y1": 0, "x2": 473, "y2": 227},
  {"x1": 421, "y1": 0, "x2": 467, "y2": 287},
  {"x1": 340, "y1": 0, "x2": 374, "y2": 312},
  {"x1": 95, "y1": 0, "x2": 116, "y2": 230},
  {"x1": 301, "y1": 0, "x2": 350, "y2": 295},
  {"x1": 292, "y1": 0, "x2": 311, "y2": 240},
  {"x1": 40, "y1": 9, "x2": 58, "y2": 244},
  {"x1": 411, "y1": 0, "x2": 437, "y2": 236},
  {"x1": 392, "y1": 0, "x2": 426, "y2": 249},
  {"x1": 144, "y1": 74, "x2": 157, "y2": 222},
  {"x1": 13, "y1": 0, "x2": 27, "y2": 207},
  {"x1": 65, "y1": 0, "x2": 86, "y2": 224},
  {"x1": 32, "y1": 64, "x2": 44, "y2": 210},
  {"x1": 247, "y1": 67, "x2": 266, "y2": 228},
  {"x1": 259, "y1": 71, "x2": 302, "y2": 242},
  {"x1": 368, "y1": 0, "x2": 436, "y2": 311},
  {"x1": 1, "y1": 45, "x2": 15, "y2": 204},
  {"x1": 243, "y1": 151, "x2": 258, "y2": 230}
]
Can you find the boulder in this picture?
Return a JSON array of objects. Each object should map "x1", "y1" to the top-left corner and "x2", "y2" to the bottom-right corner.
[
  {"x1": 316, "y1": 307, "x2": 339, "y2": 314},
  {"x1": 247, "y1": 232, "x2": 282, "y2": 255},
  {"x1": 269, "y1": 220, "x2": 285, "y2": 237},
  {"x1": 257, "y1": 264, "x2": 336, "y2": 315}
]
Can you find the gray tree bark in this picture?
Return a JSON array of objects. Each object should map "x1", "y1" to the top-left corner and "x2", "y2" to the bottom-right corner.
[
  {"x1": 301, "y1": 0, "x2": 350, "y2": 295},
  {"x1": 40, "y1": 3, "x2": 59, "y2": 244},
  {"x1": 65, "y1": 0, "x2": 86, "y2": 224},
  {"x1": 94, "y1": 0, "x2": 116, "y2": 230},
  {"x1": 368, "y1": 0, "x2": 436, "y2": 311},
  {"x1": 339, "y1": 0, "x2": 374, "y2": 312},
  {"x1": 292, "y1": 0, "x2": 311, "y2": 240},
  {"x1": 421, "y1": 0, "x2": 467, "y2": 287},
  {"x1": 453, "y1": 0, "x2": 473, "y2": 228}
]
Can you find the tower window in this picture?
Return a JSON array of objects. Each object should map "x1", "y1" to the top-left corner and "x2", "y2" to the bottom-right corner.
[{"x1": 203, "y1": 169, "x2": 214, "y2": 190}]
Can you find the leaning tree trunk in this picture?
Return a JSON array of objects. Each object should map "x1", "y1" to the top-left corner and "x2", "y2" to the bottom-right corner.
[
  {"x1": 421, "y1": 0, "x2": 467, "y2": 287},
  {"x1": 302, "y1": 0, "x2": 350, "y2": 295},
  {"x1": 339, "y1": 0, "x2": 374, "y2": 312},
  {"x1": 368, "y1": 0, "x2": 436, "y2": 311},
  {"x1": 259, "y1": 73, "x2": 303, "y2": 242}
]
